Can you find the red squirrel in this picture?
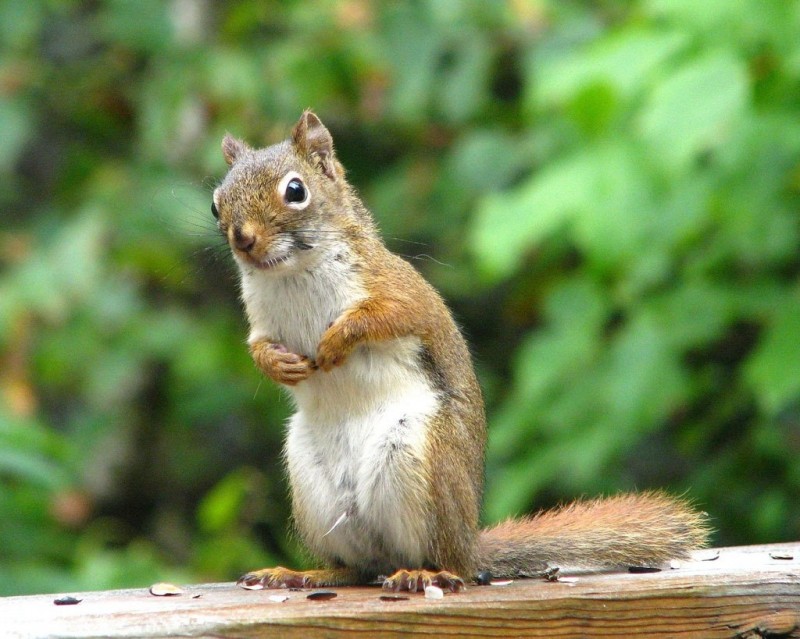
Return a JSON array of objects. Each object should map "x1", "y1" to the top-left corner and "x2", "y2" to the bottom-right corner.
[{"x1": 211, "y1": 110, "x2": 709, "y2": 592}]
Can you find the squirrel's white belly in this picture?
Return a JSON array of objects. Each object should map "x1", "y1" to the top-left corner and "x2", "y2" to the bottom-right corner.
[
  {"x1": 241, "y1": 266, "x2": 438, "y2": 571},
  {"x1": 285, "y1": 338, "x2": 438, "y2": 573}
]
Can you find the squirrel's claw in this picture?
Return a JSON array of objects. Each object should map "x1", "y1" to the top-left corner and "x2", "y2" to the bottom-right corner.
[{"x1": 382, "y1": 569, "x2": 465, "y2": 593}]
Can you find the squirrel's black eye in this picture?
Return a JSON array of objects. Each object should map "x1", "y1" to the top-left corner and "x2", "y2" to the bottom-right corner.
[
  {"x1": 278, "y1": 172, "x2": 311, "y2": 209},
  {"x1": 284, "y1": 178, "x2": 307, "y2": 204},
  {"x1": 211, "y1": 202, "x2": 219, "y2": 219}
]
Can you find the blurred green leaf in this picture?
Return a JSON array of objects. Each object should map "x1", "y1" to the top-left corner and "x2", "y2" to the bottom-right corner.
[
  {"x1": 744, "y1": 297, "x2": 800, "y2": 413},
  {"x1": 0, "y1": 98, "x2": 32, "y2": 174},
  {"x1": 532, "y1": 28, "x2": 688, "y2": 106},
  {"x1": 99, "y1": 0, "x2": 171, "y2": 52},
  {"x1": 471, "y1": 150, "x2": 596, "y2": 280},
  {"x1": 436, "y1": 32, "x2": 492, "y2": 123},
  {"x1": 0, "y1": 416, "x2": 73, "y2": 489},
  {"x1": 0, "y1": 1, "x2": 42, "y2": 50},
  {"x1": 471, "y1": 142, "x2": 655, "y2": 280},
  {"x1": 638, "y1": 51, "x2": 748, "y2": 171},
  {"x1": 198, "y1": 469, "x2": 255, "y2": 534},
  {"x1": 603, "y1": 313, "x2": 688, "y2": 428}
]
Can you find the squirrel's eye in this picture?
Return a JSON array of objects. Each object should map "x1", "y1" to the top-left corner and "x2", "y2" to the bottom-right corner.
[
  {"x1": 284, "y1": 178, "x2": 307, "y2": 204},
  {"x1": 278, "y1": 172, "x2": 311, "y2": 209},
  {"x1": 211, "y1": 202, "x2": 219, "y2": 219}
]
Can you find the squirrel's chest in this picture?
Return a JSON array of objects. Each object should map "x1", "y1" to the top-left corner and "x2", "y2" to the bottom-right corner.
[{"x1": 240, "y1": 263, "x2": 366, "y2": 358}]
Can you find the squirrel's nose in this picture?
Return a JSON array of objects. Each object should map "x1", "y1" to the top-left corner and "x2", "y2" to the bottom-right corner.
[{"x1": 232, "y1": 228, "x2": 256, "y2": 252}]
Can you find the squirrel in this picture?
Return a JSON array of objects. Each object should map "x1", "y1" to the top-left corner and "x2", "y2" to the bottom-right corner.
[{"x1": 211, "y1": 110, "x2": 710, "y2": 592}]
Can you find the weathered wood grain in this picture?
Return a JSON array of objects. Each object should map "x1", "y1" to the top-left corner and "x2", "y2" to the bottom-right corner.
[{"x1": 3, "y1": 543, "x2": 799, "y2": 639}]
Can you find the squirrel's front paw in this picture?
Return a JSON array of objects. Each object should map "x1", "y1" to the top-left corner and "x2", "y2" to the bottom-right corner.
[
  {"x1": 250, "y1": 340, "x2": 315, "y2": 386},
  {"x1": 315, "y1": 324, "x2": 356, "y2": 372}
]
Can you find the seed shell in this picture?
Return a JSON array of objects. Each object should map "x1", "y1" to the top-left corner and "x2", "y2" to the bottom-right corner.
[
  {"x1": 149, "y1": 582, "x2": 184, "y2": 596},
  {"x1": 424, "y1": 585, "x2": 444, "y2": 599},
  {"x1": 269, "y1": 594, "x2": 290, "y2": 603}
]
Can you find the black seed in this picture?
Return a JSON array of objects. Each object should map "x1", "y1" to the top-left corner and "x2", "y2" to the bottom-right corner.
[
  {"x1": 628, "y1": 566, "x2": 661, "y2": 573},
  {"x1": 54, "y1": 596, "x2": 82, "y2": 606},
  {"x1": 476, "y1": 571, "x2": 492, "y2": 586},
  {"x1": 307, "y1": 590, "x2": 337, "y2": 601}
]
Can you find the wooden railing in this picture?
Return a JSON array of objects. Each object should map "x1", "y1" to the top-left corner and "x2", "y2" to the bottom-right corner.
[{"x1": 3, "y1": 542, "x2": 799, "y2": 638}]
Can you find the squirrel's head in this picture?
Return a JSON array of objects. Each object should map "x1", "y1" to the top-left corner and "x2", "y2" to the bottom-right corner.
[{"x1": 213, "y1": 110, "x2": 356, "y2": 274}]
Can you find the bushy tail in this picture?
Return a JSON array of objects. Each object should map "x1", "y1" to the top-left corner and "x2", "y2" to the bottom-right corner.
[{"x1": 478, "y1": 492, "x2": 710, "y2": 578}]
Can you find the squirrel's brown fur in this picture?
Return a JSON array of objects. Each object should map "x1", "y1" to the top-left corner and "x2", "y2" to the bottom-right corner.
[
  {"x1": 480, "y1": 492, "x2": 708, "y2": 577},
  {"x1": 212, "y1": 111, "x2": 710, "y2": 592}
]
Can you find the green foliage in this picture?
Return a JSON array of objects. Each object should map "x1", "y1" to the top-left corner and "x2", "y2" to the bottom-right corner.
[
  {"x1": 470, "y1": 1, "x2": 800, "y2": 536},
  {"x1": 1, "y1": 0, "x2": 798, "y2": 595}
]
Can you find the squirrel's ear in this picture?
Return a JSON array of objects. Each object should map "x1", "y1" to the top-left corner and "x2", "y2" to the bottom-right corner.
[
  {"x1": 222, "y1": 134, "x2": 249, "y2": 166},
  {"x1": 292, "y1": 110, "x2": 341, "y2": 180}
]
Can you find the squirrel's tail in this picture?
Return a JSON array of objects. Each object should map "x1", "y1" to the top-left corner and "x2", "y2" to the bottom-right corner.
[{"x1": 478, "y1": 492, "x2": 710, "y2": 578}]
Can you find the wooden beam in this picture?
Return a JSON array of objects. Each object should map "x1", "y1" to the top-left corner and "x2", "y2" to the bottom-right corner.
[{"x1": 3, "y1": 543, "x2": 799, "y2": 638}]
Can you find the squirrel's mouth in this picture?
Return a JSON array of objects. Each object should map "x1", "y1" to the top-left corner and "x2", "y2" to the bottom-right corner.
[
  {"x1": 252, "y1": 251, "x2": 292, "y2": 270},
  {"x1": 236, "y1": 244, "x2": 294, "y2": 271}
]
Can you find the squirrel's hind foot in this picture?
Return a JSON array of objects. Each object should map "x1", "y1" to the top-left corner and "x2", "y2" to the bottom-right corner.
[
  {"x1": 237, "y1": 566, "x2": 310, "y2": 589},
  {"x1": 382, "y1": 569, "x2": 465, "y2": 593}
]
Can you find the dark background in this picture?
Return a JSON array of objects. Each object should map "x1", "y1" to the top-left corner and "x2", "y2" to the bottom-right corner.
[{"x1": 1, "y1": 1, "x2": 799, "y2": 595}]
